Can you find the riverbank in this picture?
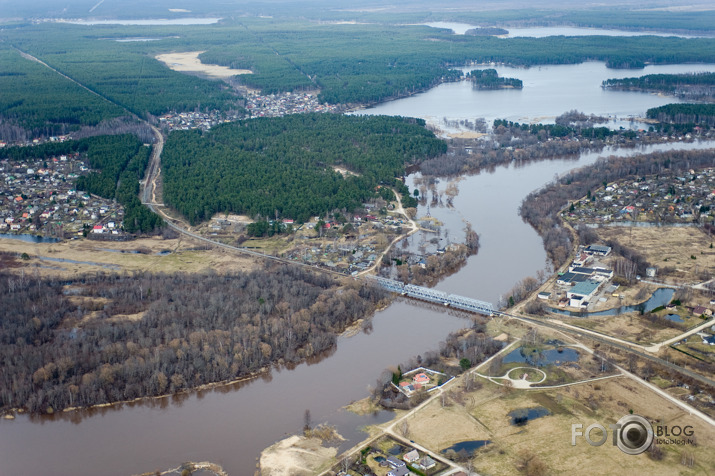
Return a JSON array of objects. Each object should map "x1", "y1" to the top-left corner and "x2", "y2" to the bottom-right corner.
[{"x1": 326, "y1": 321, "x2": 715, "y2": 476}]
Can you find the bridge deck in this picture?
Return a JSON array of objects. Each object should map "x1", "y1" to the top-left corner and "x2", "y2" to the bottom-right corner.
[{"x1": 370, "y1": 276, "x2": 494, "y2": 316}]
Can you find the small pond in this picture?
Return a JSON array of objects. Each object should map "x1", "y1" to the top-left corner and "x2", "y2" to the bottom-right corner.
[
  {"x1": 509, "y1": 407, "x2": 551, "y2": 426},
  {"x1": 441, "y1": 440, "x2": 491, "y2": 456},
  {"x1": 0, "y1": 233, "x2": 60, "y2": 243},
  {"x1": 503, "y1": 346, "x2": 580, "y2": 367},
  {"x1": 665, "y1": 314, "x2": 684, "y2": 323}
]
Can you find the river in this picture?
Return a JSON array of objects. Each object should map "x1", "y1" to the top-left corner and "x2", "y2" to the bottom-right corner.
[
  {"x1": 2, "y1": 61, "x2": 715, "y2": 476},
  {"x1": 3, "y1": 137, "x2": 713, "y2": 475}
]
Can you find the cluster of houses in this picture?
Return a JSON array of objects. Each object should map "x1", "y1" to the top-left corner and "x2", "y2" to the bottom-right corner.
[
  {"x1": 282, "y1": 209, "x2": 413, "y2": 274},
  {"x1": 0, "y1": 154, "x2": 123, "y2": 237},
  {"x1": 0, "y1": 134, "x2": 70, "y2": 149},
  {"x1": 158, "y1": 110, "x2": 243, "y2": 132},
  {"x1": 149, "y1": 92, "x2": 348, "y2": 133},
  {"x1": 382, "y1": 449, "x2": 437, "y2": 475},
  {"x1": 562, "y1": 168, "x2": 715, "y2": 224},
  {"x1": 245, "y1": 91, "x2": 345, "y2": 118},
  {"x1": 553, "y1": 244, "x2": 615, "y2": 308}
]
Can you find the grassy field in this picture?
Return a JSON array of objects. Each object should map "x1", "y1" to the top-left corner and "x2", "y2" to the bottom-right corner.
[
  {"x1": 404, "y1": 377, "x2": 715, "y2": 475},
  {"x1": 672, "y1": 334, "x2": 715, "y2": 364},
  {"x1": 559, "y1": 312, "x2": 688, "y2": 345},
  {"x1": 597, "y1": 226, "x2": 715, "y2": 284},
  {"x1": 0, "y1": 235, "x2": 257, "y2": 277}
]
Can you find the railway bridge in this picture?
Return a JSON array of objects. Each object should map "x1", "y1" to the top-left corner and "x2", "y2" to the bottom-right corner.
[{"x1": 369, "y1": 276, "x2": 495, "y2": 316}]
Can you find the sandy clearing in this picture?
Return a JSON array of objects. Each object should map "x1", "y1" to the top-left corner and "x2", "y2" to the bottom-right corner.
[
  {"x1": 155, "y1": 51, "x2": 252, "y2": 79},
  {"x1": 332, "y1": 165, "x2": 360, "y2": 177},
  {"x1": 447, "y1": 131, "x2": 487, "y2": 139},
  {"x1": 259, "y1": 435, "x2": 337, "y2": 476}
]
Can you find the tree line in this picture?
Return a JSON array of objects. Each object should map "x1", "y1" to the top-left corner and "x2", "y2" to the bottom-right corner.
[
  {"x1": 161, "y1": 114, "x2": 445, "y2": 224},
  {"x1": 0, "y1": 265, "x2": 388, "y2": 414},
  {"x1": 647, "y1": 104, "x2": 715, "y2": 127},
  {"x1": 603, "y1": 72, "x2": 715, "y2": 99}
]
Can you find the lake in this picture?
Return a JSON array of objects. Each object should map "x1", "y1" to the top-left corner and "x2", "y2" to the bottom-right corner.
[
  {"x1": 359, "y1": 61, "x2": 715, "y2": 130},
  {"x1": 422, "y1": 22, "x2": 712, "y2": 38}
]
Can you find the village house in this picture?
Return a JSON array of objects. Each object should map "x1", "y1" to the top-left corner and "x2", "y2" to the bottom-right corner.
[{"x1": 403, "y1": 449, "x2": 420, "y2": 464}]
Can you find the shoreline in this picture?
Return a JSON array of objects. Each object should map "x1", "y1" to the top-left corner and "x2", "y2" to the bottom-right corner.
[{"x1": 1, "y1": 370, "x2": 267, "y2": 419}]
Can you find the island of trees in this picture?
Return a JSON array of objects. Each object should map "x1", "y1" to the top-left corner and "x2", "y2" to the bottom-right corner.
[
  {"x1": 465, "y1": 27, "x2": 509, "y2": 36},
  {"x1": 161, "y1": 114, "x2": 445, "y2": 225},
  {"x1": 467, "y1": 69, "x2": 523, "y2": 89}
]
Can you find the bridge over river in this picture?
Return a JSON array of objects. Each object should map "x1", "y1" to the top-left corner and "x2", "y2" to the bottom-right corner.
[{"x1": 369, "y1": 276, "x2": 495, "y2": 316}]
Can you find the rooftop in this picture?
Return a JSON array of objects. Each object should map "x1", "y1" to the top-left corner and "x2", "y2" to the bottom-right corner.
[{"x1": 569, "y1": 280, "x2": 601, "y2": 297}]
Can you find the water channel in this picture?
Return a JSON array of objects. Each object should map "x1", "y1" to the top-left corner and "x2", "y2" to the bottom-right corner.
[{"x1": 2, "y1": 58, "x2": 715, "y2": 476}]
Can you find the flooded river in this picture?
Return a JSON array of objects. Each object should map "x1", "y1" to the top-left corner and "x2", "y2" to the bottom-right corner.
[{"x1": 2, "y1": 50, "x2": 715, "y2": 476}]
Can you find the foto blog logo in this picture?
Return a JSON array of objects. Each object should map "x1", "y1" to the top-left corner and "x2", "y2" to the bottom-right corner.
[
  {"x1": 572, "y1": 414, "x2": 695, "y2": 455},
  {"x1": 572, "y1": 414, "x2": 655, "y2": 455}
]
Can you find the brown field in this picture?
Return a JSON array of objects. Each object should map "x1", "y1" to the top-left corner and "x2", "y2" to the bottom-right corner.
[
  {"x1": 596, "y1": 226, "x2": 715, "y2": 284},
  {"x1": 405, "y1": 377, "x2": 715, "y2": 475},
  {"x1": 405, "y1": 397, "x2": 492, "y2": 451},
  {"x1": 560, "y1": 313, "x2": 687, "y2": 345},
  {"x1": 0, "y1": 235, "x2": 257, "y2": 277}
]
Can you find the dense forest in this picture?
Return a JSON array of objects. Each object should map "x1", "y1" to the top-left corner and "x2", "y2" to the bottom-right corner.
[
  {"x1": 199, "y1": 20, "x2": 715, "y2": 103},
  {"x1": 603, "y1": 72, "x2": 715, "y2": 101},
  {"x1": 0, "y1": 134, "x2": 162, "y2": 233},
  {"x1": 74, "y1": 135, "x2": 163, "y2": 233},
  {"x1": 0, "y1": 45, "x2": 127, "y2": 140},
  {"x1": 161, "y1": 114, "x2": 445, "y2": 224},
  {"x1": 467, "y1": 69, "x2": 522, "y2": 89},
  {"x1": 0, "y1": 265, "x2": 387, "y2": 414},
  {"x1": 647, "y1": 104, "x2": 715, "y2": 127},
  {"x1": 6, "y1": 2, "x2": 715, "y2": 35},
  {"x1": 0, "y1": 24, "x2": 242, "y2": 127},
  {"x1": 519, "y1": 149, "x2": 715, "y2": 268},
  {"x1": 1, "y1": 19, "x2": 714, "y2": 125}
]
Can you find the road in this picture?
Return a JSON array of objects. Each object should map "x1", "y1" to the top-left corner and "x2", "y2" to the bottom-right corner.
[
  {"x1": 496, "y1": 311, "x2": 715, "y2": 389},
  {"x1": 358, "y1": 188, "x2": 421, "y2": 276}
]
